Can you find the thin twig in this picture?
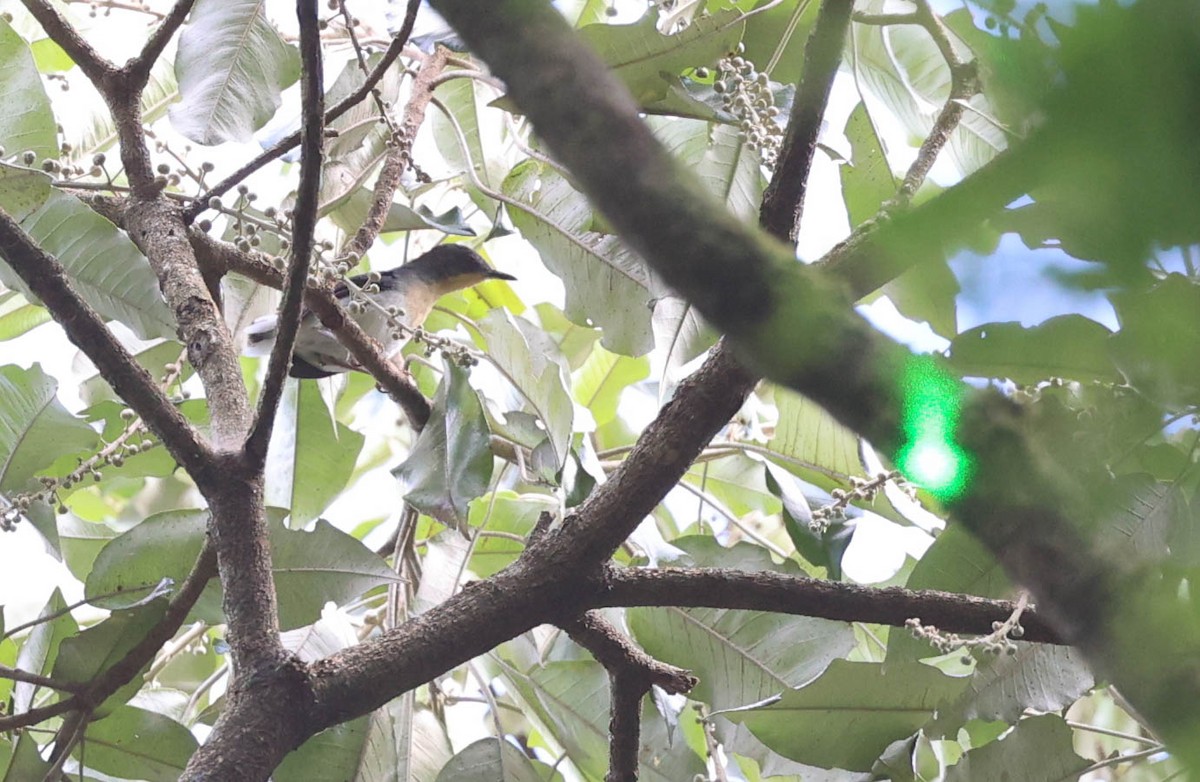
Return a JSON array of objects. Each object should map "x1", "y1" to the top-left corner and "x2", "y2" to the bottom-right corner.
[{"x1": 124, "y1": 0, "x2": 196, "y2": 89}]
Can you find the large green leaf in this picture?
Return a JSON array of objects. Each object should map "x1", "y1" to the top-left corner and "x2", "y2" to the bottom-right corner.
[
  {"x1": 0, "y1": 161, "x2": 51, "y2": 221},
  {"x1": 768, "y1": 386, "x2": 864, "y2": 493},
  {"x1": 628, "y1": 537, "x2": 854, "y2": 707},
  {"x1": 265, "y1": 380, "x2": 365, "y2": 528},
  {"x1": 570, "y1": 343, "x2": 648, "y2": 428},
  {"x1": 723, "y1": 659, "x2": 968, "y2": 772},
  {"x1": 1108, "y1": 274, "x2": 1200, "y2": 406},
  {"x1": 170, "y1": 0, "x2": 300, "y2": 145},
  {"x1": 0, "y1": 18, "x2": 56, "y2": 161},
  {"x1": 945, "y1": 714, "x2": 1089, "y2": 782},
  {"x1": 275, "y1": 717, "x2": 371, "y2": 782},
  {"x1": 86, "y1": 508, "x2": 400, "y2": 631},
  {"x1": 434, "y1": 738, "x2": 544, "y2": 782},
  {"x1": 928, "y1": 644, "x2": 1093, "y2": 738},
  {"x1": 947, "y1": 315, "x2": 1119, "y2": 384},
  {"x1": 319, "y1": 54, "x2": 406, "y2": 215},
  {"x1": 0, "y1": 290, "x2": 48, "y2": 341},
  {"x1": 0, "y1": 189, "x2": 178, "y2": 340},
  {"x1": 882, "y1": 257, "x2": 960, "y2": 340},
  {"x1": 80, "y1": 705, "x2": 198, "y2": 782},
  {"x1": 11, "y1": 589, "x2": 76, "y2": 716},
  {"x1": 61, "y1": 56, "x2": 178, "y2": 160},
  {"x1": 580, "y1": 11, "x2": 744, "y2": 116},
  {"x1": 479, "y1": 309, "x2": 574, "y2": 473},
  {"x1": 393, "y1": 359, "x2": 494, "y2": 530},
  {"x1": 503, "y1": 159, "x2": 657, "y2": 356},
  {"x1": 0, "y1": 363, "x2": 99, "y2": 493},
  {"x1": 840, "y1": 102, "x2": 895, "y2": 228},
  {"x1": 500, "y1": 659, "x2": 706, "y2": 782},
  {"x1": 52, "y1": 602, "x2": 168, "y2": 716}
]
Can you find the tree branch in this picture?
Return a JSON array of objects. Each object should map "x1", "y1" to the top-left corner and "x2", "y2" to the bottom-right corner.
[
  {"x1": 344, "y1": 45, "x2": 449, "y2": 259},
  {"x1": 184, "y1": 0, "x2": 423, "y2": 223},
  {"x1": 597, "y1": 567, "x2": 1061, "y2": 644},
  {"x1": 245, "y1": 0, "x2": 326, "y2": 467},
  {"x1": 759, "y1": 0, "x2": 854, "y2": 240}
]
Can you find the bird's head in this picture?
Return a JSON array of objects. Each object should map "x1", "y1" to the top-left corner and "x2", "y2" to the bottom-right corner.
[{"x1": 406, "y1": 244, "x2": 516, "y2": 295}]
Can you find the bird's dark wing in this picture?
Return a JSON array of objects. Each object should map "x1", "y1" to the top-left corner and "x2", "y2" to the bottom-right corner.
[{"x1": 289, "y1": 355, "x2": 339, "y2": 379}]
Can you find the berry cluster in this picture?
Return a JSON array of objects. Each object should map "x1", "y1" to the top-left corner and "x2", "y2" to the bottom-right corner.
[{"x1": 713, "y1": 48, "x2": 784, "y2": 167}]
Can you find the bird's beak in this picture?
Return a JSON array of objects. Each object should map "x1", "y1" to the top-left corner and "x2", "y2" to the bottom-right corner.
[{"x1": 486, "y1": 269, "x2": 517, "y2": 281}]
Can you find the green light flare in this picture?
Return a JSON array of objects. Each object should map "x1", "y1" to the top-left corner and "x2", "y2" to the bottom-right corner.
[{"x1": 897, "y1": 356, "x2": 972, "y2": 501}]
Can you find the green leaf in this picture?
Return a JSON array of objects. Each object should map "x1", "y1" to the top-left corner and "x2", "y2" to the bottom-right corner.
[
  {"x1": 80, "y1": 705, "x2": 198, "y2": 782},
  {"x1": 570, "y1": 343, "x2": 648, "y2": 427},
  {"x1": 534, "y1": 303, "x2": 600, "y2": 371},
  {"x1": 479, "y1": 309, "x2": 574, "y2": 473},
  {"x1": 12, "y1": 589, "x2": 76, "y2": 716},
  {"x1": 580, "y1": 11, "x2": 744, "y2": 115},
  {"x1": 722, "y1": 659, "x2": 968, "y2": 771},
  {"x1": 433, "y1": 75, "x2": 505, "y2": 212},
  {"x1": 394, "y1": 359, "x2": 493, "y2": 530},
  {"x1": 53, "y1": 603, "x2": 168, "y2": 715},
  {"x1": 329, "y1": 187, "x2": 477, "y2": 237},
  {"x1": 738, "y1": 0, "x2": 819, "y2": 88},
  {"x1": 170, "y1": 0, "x2": 300, "y2": 145},
  {"x1": 628, "y1": 537, "x2": 855, "y2": 708},
  {"x1": 945, "y1": 714, "x2": 1089, "y2": 782},
  {"x1": 467, "y1": 492, "x2": 557, "y2": 578},
  {"x1": 948, "y1": 315, "x2": 1119, "y2": 385},
  {"x1": 435, "y1": 737, "x2": 544, "y2": 782},
  {"x1": 86, "y1": 508, "x2": 400, "y2": 631},
  {"x1": 0, "y1": 364, "x2": 99, "y2": 493},
  {"x1": 1109, "y1": 274, "x2": 1200, "y2": 406},
  {"x1": 0, "y1": 18, "x2": 57, "y2": 161},
  {"x1": 768, "y1": 386, "x2": 864, "y2": 493},
  {"x1": 0, "y1": 290, "x2": 48, "y2": 340},
  {"x1": 271, "y1": 517, "x2": 403, "y2": 630},
  {"x1": 0, "y1": 732, "x2": 50, "y2": 780},
  {"x1": 886, "y1": 524, "x2": 1009, "y2": 664},
  {"x1": 265, "y1": 380, "x2": 365, "y2": 528},
  {"x1": 0, "y1": 161, "x2": 51, "y2": 222},
  {"x1": 319, "y1": 54, "x2": 406, "y2": 214},
  {"x1": 882, "y1": 257, "x2": 960, "y2": 339},
  {"x1": 503, "y1": 159, "x2": 657, "y2": 356},
  {"x1": 275, "y1": 717, "x2": 370, "y2": 782},
  {"x1": 841, "y1": 103, "x2": 896, "y2": 228},
  {"x1": 928, "y1": 645, "x2": 1093, "y2": 738},
  {"x1": 0, "y1": 189, "x2": 178, "y2": 340}
]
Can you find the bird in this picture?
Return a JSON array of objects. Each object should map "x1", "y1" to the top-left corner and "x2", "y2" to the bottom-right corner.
[{"x1": 244, "y1": 243, "x2": 515, "y2": 378}]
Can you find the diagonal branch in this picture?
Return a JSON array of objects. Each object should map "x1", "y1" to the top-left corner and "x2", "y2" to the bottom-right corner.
[
  {"x1": 344, "y1": 45, "x2": 450, "y2": 259},
  {"x1": 245, "y1": 0, "x2": 326, "y2": 467},
  {"x1": 184, "y1": 0, "x2": 423, "y2": 223}
]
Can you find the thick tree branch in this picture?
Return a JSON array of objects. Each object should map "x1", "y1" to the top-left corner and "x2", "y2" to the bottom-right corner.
[
  {"x1": 245, "y1": 0, "x2": 326, "y2": 467},
  {"x1": 185, "y1": 0, "x2": 423, "y2": 222},
  {"x1": 759, "y1": 0, "x2": 854, "y2": 239},
  {"x1": 597, "y1": 567, "x2": 1061, "y2": 644},
  {"x1": 0, "y1": 209, "x2": 214, "y2": 477}
]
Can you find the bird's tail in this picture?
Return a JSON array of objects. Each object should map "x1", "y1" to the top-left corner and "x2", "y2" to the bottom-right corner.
[{"x1": 243, "y1": 315, "x2": 277, "y2": 357}]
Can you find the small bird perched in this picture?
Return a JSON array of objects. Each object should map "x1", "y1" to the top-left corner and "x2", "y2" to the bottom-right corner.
[{"x1": 245, "y1": 244, "x2": 515, "y2": 378}]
